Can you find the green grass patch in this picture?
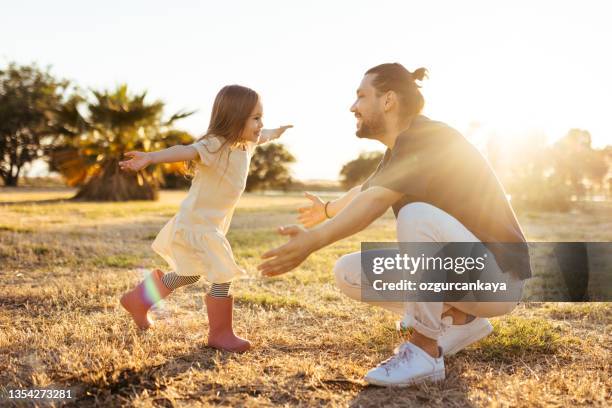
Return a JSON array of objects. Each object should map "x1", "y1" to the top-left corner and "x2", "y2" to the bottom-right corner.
[
  {"x1": 33, "y1": 245, "x2": 50, "y2": 256},
  {"x1": 236, "y1": 292, "x2": 303, "y2": 310},
  {"x1": 93, "y1": 254, "x2": 142, "y2": 268},
  {"x1": 545, "y1": 302, "x2": 611, "y2": 324},
  {"x1": 4, "y1": 201, "x2": 179, "y2": 220},
  {"x1": 227, "y1": 229, "x2": 283, "y2": 249},
  {"x1": 0, "y1": 224, "x2": 34, "y2": 233},
  {"x1": 475, "y1": 316, "x2": 566, "y2": 362}
]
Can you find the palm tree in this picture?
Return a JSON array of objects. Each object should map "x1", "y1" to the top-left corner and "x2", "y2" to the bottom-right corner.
[{"x1": 49, "y1": 85, "x2": 194, "y2": 201}]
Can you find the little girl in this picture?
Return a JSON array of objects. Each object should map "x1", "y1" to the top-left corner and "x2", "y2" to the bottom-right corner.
[{"x1": 118, "y1": 84, "x2": 292, "y2": 352}]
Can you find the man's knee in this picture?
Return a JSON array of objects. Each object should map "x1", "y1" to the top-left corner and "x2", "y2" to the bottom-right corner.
[
  {"x1": 333, "y1": 254, "x2": 355, "y2": 287},
  {"x1": 455, "y1": 301, "x2": 519, "y2": 318},
  {"x1": 333, "y1": 252, "x2": 362, "y2": 297},
  {"x1": 486, "y1": 301, "x2": 520, "y2": 317},
  {"x1": 397, "y1": 202, "x2": 438, "y2": 241},
  {"x1": 397, "y1": 202, "x2": 478, "y2": 242},
  {"x1": 398, "y1": 202, "x2": 436, "y2": 225}
]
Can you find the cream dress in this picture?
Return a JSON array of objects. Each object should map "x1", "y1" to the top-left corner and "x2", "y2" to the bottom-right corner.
[{"x1": 151, "y1": 135, "x2": 257, "y2": 283}]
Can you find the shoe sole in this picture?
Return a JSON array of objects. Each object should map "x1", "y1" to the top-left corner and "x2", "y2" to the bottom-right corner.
[
  {"x1": 443, "y1": 320, "x2": 493, "y2": 356},
  {"x1": 365, "y1": 370, "x2": 445, "y2": 387}
]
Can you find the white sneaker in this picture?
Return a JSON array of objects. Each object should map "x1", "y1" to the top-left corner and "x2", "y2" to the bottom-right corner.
[
  {"x1": 364, "y1": 342, "x2": 445, "y2": 387},
  {"x1": 438, "y1": 317, "x2": 493, "y2": 356}
]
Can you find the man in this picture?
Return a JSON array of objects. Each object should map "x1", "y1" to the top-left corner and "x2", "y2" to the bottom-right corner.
[{"x1": 258, "y1": 63, "x2": 530, "y2": 386}]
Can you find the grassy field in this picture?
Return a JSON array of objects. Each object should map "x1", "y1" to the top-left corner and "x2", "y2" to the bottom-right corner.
[{"x1": 0, "y1": 188, "x2": 610, "y2": 407}]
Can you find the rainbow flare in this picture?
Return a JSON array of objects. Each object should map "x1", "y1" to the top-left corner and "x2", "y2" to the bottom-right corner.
[{"x1": 138, "y1": 268, "x2": 164, "y2": 307}]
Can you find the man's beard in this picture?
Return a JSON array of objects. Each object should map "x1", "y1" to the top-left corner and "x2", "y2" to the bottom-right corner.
[{"x1": 355, "y1": 113, "x2": 386, "y2": 139}]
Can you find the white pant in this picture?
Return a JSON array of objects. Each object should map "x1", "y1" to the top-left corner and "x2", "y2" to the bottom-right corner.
[{"x1": 334, "y1": 202, "x2": 524, "y2": 339}]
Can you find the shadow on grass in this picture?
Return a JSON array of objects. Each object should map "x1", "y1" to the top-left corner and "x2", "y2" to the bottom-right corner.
[
  {"x1": 1, "y1": 311, "x2": 579, "y2": 407},
  {"x1": 61, "y1": 348, "x2": 321, "y2": 406},
  {"x1": 0, "y1": 286, "x2": 122, "y2": 318},
  {"x1": 60, "y1": 345, "x2": 235, "y2": 407},
  {"x1": 349, "y1": 382, "x2": 476, "y2": 408},
  {"x1": 346, "y1": 315, "x2": 574, "y2": 407},
  {"x1": 345, "y1": 344, "x2": 477, "y2": 408}
]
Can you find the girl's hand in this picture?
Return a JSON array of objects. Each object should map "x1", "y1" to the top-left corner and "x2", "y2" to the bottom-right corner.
[
  {"x1": 261, "y1": 125, "x2": 293, "y2": 142},
  {"x1": 297, "y1": 192, "x2": 327, "y2": 228},
  {"x1": 119, "y1": 151, "x2": 152, "y2": 172}
]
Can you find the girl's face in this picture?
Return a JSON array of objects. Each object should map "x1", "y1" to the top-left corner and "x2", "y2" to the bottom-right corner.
[{"x1": 240, "y1": 100, "x2": 264, "y2": 143}]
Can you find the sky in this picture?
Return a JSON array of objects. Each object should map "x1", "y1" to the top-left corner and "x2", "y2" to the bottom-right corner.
[{"x1": 3, "y1": 0, "x2": 611, "y2": 180}]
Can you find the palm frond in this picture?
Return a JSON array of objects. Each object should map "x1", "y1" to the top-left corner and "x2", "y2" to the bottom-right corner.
[
  {"x1": 51, "y1": 84, "x2": 195, "y2": 200},
  {"x1": 164, "y1": 109, "x2": 196, "y2": 126}
]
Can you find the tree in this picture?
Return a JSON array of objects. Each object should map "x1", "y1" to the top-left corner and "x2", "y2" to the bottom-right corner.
[
  {"x1": 552, "y1": 129, "x2": 590, "y2": 198},
  {"x1": 155, "y1": 130, "x2": 195, "y2": 190},
  {"x1": 339, "y1": 151, "x2": 384, "y2": 190},
  {"x1": 246, "y1": 143, "x2": 295, "y2": 191},
  {"x1": 0, "y1": 62, "x2": 71, "y2": 186},
  {"x1": 552, "y1": 129, "x2": 609, "y2": 200},
  {"x1": 485, "y1": 129, "x2": 611, "y2": 211},
  {"x1": 603, "y1": 146, "x2": 612, "y2": 198},
  {"x1": 49, "y1": 85, "x2": 194, "y2": 201}
]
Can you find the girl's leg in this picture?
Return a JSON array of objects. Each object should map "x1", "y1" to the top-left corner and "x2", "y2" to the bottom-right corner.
[
  {"x1": 205, "y1": 280, "x2": 250, "y2": 352},
  {"x1": 160, "y1": 273, "x2": 231, "y2": 298},
  {"x1": 120, "y1": 269, "x2": 173, "y2": 330},
  {"x1": 209, "y1": 282, "x2": 231, "y2": 297},
  {"x1": 161, "y1": 272, "x2": 201, "y2": 290}
]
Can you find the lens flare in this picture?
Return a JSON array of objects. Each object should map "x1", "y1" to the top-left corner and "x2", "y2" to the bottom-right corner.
[{"x1": 137, "y1": 268, "x2": 164, "y2": 308}]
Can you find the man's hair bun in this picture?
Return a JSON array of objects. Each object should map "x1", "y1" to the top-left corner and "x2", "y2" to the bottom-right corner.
[{"x1": 411, "y1": 67, "x2": 428, "y2": 82}]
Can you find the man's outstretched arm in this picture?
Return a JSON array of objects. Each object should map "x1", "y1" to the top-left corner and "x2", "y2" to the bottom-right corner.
[
  {"x1": 259, "y1": 186, "x2": 402, "y2": 276},
  {"x1": 298, "y1": 185, "x2": 362, "y2": 228},
  {"x1": 313, "y1": 186, "x2": 401, "y2": 248}
]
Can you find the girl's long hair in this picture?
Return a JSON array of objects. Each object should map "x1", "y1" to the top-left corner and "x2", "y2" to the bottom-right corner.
[{"x1": 184, "y1": 84, "x2": 259, "y2": 177}]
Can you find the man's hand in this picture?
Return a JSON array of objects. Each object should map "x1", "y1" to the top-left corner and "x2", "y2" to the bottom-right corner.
[
  {"x1": 297, "y1": 192, "x2": 327, "y2": 228},
  {"x1": 260, "y1": 125, "x2": 293, "y2": 143},
  {"x1": 258, "y1": 225, "x2": 319, "y2": 277},
  {"x1": 260, "y1": 186, "x2": 400, "y2": 277},
  {"x1": 119, "y1": 151, "x2": 152, "y2": 172}
]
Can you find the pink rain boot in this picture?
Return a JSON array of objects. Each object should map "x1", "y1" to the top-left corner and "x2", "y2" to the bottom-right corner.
[
  {"x1": 120, "y1": 269, "x2": 172, "y2": 330},
  {"x1": 205, "y1": 294, "x2": 251, "y2": 352}
]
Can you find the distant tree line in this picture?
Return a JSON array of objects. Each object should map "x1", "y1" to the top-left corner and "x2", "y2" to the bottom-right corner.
[
  {"x1": 339, "y1": 132, "x2": 611, "y2": 211},
  {"x1": 0, "y1": 62, "x2": 295, "y2": 200},
  {"x1": 339, "y1": 151, "x2": 384, "y2": 190},
  {"x1": 487, "y1": 130, "x2": 611, "y2": 211},
  {"x1": 4, "y1": 62, "x2": 610, "y2": 209}
]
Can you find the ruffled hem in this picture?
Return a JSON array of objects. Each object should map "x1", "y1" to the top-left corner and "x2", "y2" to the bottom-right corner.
[{"x1": 151, "y1": 216, "x2": 246, "y2": 283}]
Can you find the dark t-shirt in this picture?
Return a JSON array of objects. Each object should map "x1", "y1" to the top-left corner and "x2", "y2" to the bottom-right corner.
[{"x1": 362, "y1": 115, "x2": 531, "y2": 279}]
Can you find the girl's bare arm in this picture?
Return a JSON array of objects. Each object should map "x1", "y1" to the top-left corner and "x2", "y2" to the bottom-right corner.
[
  {"x1": 119, "y1": 145, "x2": 198, "y2": 172},
  {"x1": 149, "y1": 145, "x2": 198, "y2": 164},
  {"x1": 258, "y1": 125, "x2": 293, "y2": 145}
]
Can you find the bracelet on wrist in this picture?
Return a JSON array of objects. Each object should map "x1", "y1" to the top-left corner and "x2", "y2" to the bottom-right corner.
[{"x1": 324, "y1": 201, "x2": 332, "y2": 219}]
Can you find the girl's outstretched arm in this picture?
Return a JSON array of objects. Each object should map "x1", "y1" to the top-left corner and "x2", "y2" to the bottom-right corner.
[
  {"x1": 258, "y1": 125, "x2": 293, "y2": 145},
  {"x1": 119, "y1": 145, "x2": 198, "y2": 172}
]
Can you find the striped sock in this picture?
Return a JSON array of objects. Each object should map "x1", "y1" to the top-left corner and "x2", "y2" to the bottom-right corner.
[
  {"x1": 161, "y1": 272, "x2": 201, "y2": 290},
  {"x1": 209, "y1": 282, "x2": 231, "y2": 297}
]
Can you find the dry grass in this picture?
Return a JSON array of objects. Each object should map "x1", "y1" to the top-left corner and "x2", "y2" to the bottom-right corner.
[{"x1": 0, "y1": 189, "x2": 610, "y2": 407}]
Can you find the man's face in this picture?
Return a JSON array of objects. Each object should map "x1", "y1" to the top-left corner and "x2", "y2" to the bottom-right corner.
[{"x1": 350, "y1": 74, "x2": 386, "y2": 139}]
